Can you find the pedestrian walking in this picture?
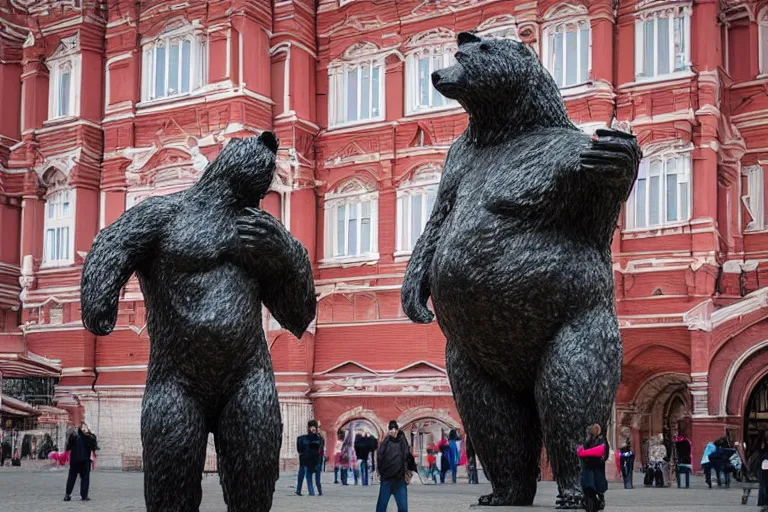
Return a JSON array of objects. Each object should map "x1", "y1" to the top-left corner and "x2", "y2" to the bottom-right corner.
[
  {"x1": 577, "y1": 424, "x2": 609, "y2": 512},
  {"x1": 618, "y1": 437, "x2": 635, "y2": 489},
  {"x1": 674, "y1": 434, "x2": 693, "y2": 489},
  {"x1": 63, "y1": 422, "x2": 98, "y2": 502},
  {"x1": 355, "y1": 431, "x2": 374, "y2": 485},
  {"x1": 757, "y1": 431, "x2": 768, "y2": 511},
  {"x1": 375, "y1": 421, "x2": 417, "y2": 512},
  {"x1": 296, "y1": 420, "x2": 323, "y2": 496},
  {"x1": 465, "y1": 436, "x2": 479, "y2": 484}
]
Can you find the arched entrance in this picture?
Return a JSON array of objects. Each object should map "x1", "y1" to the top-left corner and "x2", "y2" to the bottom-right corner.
[
  {"x1": 401, "y1": 418, "x2": 453, "y2": 470},
  {"x1": 743, "y1": 374, "x2": 768, "y2": 455}
]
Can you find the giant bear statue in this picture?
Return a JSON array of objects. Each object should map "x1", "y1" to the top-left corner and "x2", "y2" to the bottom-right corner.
[
  {"x1": 401, "y1": 32, "x2": 641, "y2": 509},
  {"x1": 80, "y1": 133, "x2": 316, "y2": 512}
]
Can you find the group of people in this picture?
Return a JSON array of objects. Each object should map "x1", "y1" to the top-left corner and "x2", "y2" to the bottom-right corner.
[{"x1": 424, "y1": 429, "x2": 473, "y2": 484}]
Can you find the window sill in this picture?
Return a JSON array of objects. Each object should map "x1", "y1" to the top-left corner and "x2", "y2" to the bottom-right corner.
[
  {"x1": 43, "y1": 115, "x2": 78, "y2": 126},
  {"x1": 559, "y1": 81, "x2": 593, "y2": 97},
  {"x1": 625, "y1": 69, "x2": 695, "y2": 88},
  {"x1": 393, "y1": 250, "x2": 414, "y2": 263},
  {"x1": 39, "y1": 260, "x2": 76, "y2": 271},
  {"x1": 319, "y1": 254, "x2": 380, "y2": 268},
  {"x1": 327, "y1": 116, "x2": 386, "y2": 131},
  {"x1": 136, "y1": 91, "x2": 195, "y2": 109},
  {"x1": 405, "y1": 104, "x2": 461, "y2": 117},
  {"x1": 621, "y1": 221, "x2": 690, "y2": 236}
]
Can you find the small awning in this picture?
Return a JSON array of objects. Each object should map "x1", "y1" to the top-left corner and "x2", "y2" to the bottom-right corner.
[
  {"x1": 0, "y1": 394, "x2": 42, "y2": 418},
  {"x1": 0, "y1": 351, "x2": 62, "y2": 378}
]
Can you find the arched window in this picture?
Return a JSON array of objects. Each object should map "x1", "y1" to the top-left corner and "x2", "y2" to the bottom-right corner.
[
  {"x1": 404, "y1": 29, "x2": 459, "y2": 115},
  {"x1": 634, "y1": 3, "x2": 691, "y2": 81},
  {"x1": 476, "y1": 15, "x2": 520, "y2": 40},
  {"x1": 141, "y1": 22, "x2": 206, "y2": 102},
  {"x1": 542, "y1": 5, "x2": 591, "y2": 89},
  {"x1": 396, "y1": 165, "x2": 441, "y2": 253},
  {"x1": 323, "y1": 179, "x2": 379, "y2": 261},
  {"x1": 46, "y1": 34, "x2": 80, "y2": 120},
  {"x1": 328, "y1": 43, "x2": 386, "y2": 128},
  {"x1": 625, "y1": 146, "x2": 692, "y2": 229},
  {"x1": 42, "y1": 171, "x2": 75, "y2": 266},
  {"x1": 743, "y1": 165, "x2": 766, "y2": 231},
  {"x1": 759, "y1": 8, "x2": 768, "y2": 75}
]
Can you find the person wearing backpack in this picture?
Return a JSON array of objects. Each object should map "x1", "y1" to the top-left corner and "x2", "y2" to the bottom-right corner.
[{"x1": 376, "y1": 421, "x2": 417, "y2": 512}]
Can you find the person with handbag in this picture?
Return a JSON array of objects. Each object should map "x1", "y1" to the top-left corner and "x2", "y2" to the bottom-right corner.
[
  {"x1": 63, "y1": 422, "x2": 99, "y2": 502},
  {"x1": 375, "y1": 421, "x2": 417, "y2": 512}
]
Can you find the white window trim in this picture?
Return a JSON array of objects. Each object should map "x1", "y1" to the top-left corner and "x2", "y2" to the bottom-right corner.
[
  {"x1": 328, "y1": 54, "x2": 386, "y2": 129},
  {"x1": 395, "y1": 167, "x2": 441, "y2": 256},
  {"x1": 46, "y1": 35, "x2": 81, "y2": 121},
  {"x1": 743, "y1": 165, "x2": 765, "y2": 232},
  {"x1": 541, "y1": 18, "x2": 592, "y2": 91},
  {"x1": 322, "y1": 182, "x2": 379, "y2": 264},
  {"x1": 624, "y1": 147, "x2": 693, "y2": 231},
  {"x1": 140, "y1": 24, "x2": 207, "y2": 104},
  {"x1": 41, "y1": 182, "x2": 76, "y2": 269},
  {"x1": 405, "y1": 43, "x2": 459, "y2": 116},
  {"x1": 475, "y1": 15, "x2": 521, "y2": 40},
  {"x1": 758, "y1": 8, "x2": 768, "y2": 77},
  {"x1": 634, "y1": 4, "x2": 692, "y2": 83}
]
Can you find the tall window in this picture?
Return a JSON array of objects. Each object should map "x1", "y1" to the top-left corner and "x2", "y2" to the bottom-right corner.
[
  {"x1": 625, "y1": 152, "x2": 692, "y2": 229},
  {"x1": 141, "y1": 24, "x2": 206, "y2": 102},
  {"x1": 328, "y1": 43, "x2": 385, "y2": 128},
  {"x1": 476, "y1": 15, "x2": 520, "y2": 40},
  {"x1": 406, "y1": 42, "x2": 458, "y2": 114},
  {"x1": 635, "y1": 6, "x2": 691, "y2": 80},
  {"x1": 543, "y1": 20, "x2": 590, "y2": 88},
  {"x1": 323, "y1": 180, "x2": 379, "y2": 261},
  {"x1": 46, "y1": 35, "x2": 80, "y2": 120},
  {"x1": 759, "y1": 8, "x2": 768, "y2": 75},
  {"x1": 744, "y1": 165, "x2": 766, "y2": 231},
  {"x1": 43, "y1": 173, "x2": 75, "y2": 266},
  {"x1": 396, "y1": 166, "x2": 441, "y2": 253}
]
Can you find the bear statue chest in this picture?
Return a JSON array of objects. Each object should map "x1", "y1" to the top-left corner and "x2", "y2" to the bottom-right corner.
[
  {"x1": 159, "y1": 208, "x2": 238, "y2": 271},
  {"x1": 452, "y1": 130, "x2": 584, "y2": 222}
]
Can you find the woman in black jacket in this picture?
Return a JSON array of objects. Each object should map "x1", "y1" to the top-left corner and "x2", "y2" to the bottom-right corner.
[
  {"x1": 376, "y1": 421, "x2": 417, "y2": 512},
  {"x1": 63, "y1": 423, "x2": 99, "y2": 502},
  {"x1": 578, "y1": 424, "x2": 609, "y2": 512}
]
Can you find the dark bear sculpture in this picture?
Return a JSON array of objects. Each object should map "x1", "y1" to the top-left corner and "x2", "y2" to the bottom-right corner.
[
  {"x1": 80, "y1": 133, "x2": 316, "y2": 512},
  {"x1": 401, "y1": 32, "x2": 641, "y2": 509}
]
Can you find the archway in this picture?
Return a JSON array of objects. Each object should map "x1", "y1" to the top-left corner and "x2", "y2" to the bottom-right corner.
[
  {"x1": 743, "y1": 374, "x2": 768, "y2": 457},
  {"x1": 401, "y1": 418, "x2": 453, "y2": 470}
]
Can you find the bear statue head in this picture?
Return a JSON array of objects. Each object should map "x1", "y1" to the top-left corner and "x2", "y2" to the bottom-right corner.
[
  {"x1": 431, "y1": 32, "x2": 573, "y2": 144},
  {"x1": 195, "y1": 131, "x2": 279, "y2": 207}
]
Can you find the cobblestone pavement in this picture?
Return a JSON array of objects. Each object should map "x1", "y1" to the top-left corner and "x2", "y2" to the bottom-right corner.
[{"x1": 0, "y1": 468, "x2": 760, "y2": 511}]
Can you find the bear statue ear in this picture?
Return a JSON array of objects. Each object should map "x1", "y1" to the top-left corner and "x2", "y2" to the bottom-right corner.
[
  {"x1": 259, "y1": 131, "x2": 279, "y2": 154},
  {"x1": 457, "y1": 32, "x2": 481, "y2": 46}
]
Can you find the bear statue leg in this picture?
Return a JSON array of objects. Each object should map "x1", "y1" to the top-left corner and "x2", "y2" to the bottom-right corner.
[
  {"x1": 142, "y1": 380, "x2": 208, "y2": 512},
  {"x1": 216, "y1": 367, "x2": 282, "y2": 512},
  {"x1": 535, "y1": 309, "x2": 622, "y2": 510},
  {"x1": 446, "y1": 340, "x2": 541, "y2": 507}
]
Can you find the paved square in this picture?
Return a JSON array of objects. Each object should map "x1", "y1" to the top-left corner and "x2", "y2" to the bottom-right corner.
[{"x1": 0, "y1": 468, "x2": 759, "y2": 511}]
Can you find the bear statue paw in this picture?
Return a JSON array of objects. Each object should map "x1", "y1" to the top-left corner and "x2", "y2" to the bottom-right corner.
[
  {"x1": 555, "y1": 491, "x2": 584, "y2": 510},
  {"x1": 581, "y1": 128, "x2": 642, "y2": 175},
  {"x1": 236, "y1": 207, "x2": 293, "y2": 259},
  {"x1": 82, "y1": 304, "x2": 118, "y2": 336},
  {"x1": 472, "y1": 489, "x2": 534, "y2": 507}
]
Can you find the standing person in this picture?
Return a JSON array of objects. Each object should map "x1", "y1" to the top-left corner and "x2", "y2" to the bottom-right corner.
[
  {"x1": 296, "y1": 420, "x2": 322, "y2": 496},
  {"x1": 334, "y1": 430, "x2": 344, "y2": 484},
  {"x1": 673, "y1": 434, "x2": 693, "y2": 488},
  {"x1": 63, "y1": 423, "x2": 98, "y2": 502},
  {"x1": 448, "y1": 429, "x2": 461, "y2": 484},
  {"x1": 701, "y1": 440, "x2": 717, "y2": 488},
  {"x1": 577, "y1": 424, "x2": 609, "y2": 512},
  {"x1": 438, "y1": 438, "x2": 450, "y2": 484},
  {"x1": 369, "y1": 431, "x2": 379, "y2": 484},
  {"x1": 618, "y1": 437, "x2": 635, "y2": 489},
  {"x1": 465, "y1": 436, "x2": 479, "y2": 484},
  {"x1": 376, "y1": 421, "x2": 416, "y2": 512},
  {"x1": 355, "y1": 431, "x2": 373, "y2": 485},
  {"x1": 426, "y1": 446, "x2": 438, "y2": 483},
  {"x1": 315, "y1": 423, "x2": 325, "y2": 495},
  {"x1": 757, "y1": 431, "x2": 768, "y2": 511}
]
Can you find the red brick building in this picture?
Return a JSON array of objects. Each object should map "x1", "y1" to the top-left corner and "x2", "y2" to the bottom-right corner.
[{"x1": 1, "y1": 0, "x2": 767, "y2": 474}]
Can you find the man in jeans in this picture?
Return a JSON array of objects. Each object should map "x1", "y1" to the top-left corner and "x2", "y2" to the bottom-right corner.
[
  {"x1": 63, "y1": 423, "x2": 98, "y2": 501},
  {"x1": 296, "y1": 420, "x2": 323, "y2": 496},
  {"x1": 354, "y1": 431, "x2": 374, "y2": 485},
  {"x1": 376, "y1": 421, "x2": 417, "y2": 512}
]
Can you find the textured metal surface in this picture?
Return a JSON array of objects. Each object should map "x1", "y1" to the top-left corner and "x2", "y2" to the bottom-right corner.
[
  {"x1": 401, "y1": 32, "x2": 641, "y2": 508},
  {"x1": 80, "y1": 133, "x2": 317, "y2": 512}
]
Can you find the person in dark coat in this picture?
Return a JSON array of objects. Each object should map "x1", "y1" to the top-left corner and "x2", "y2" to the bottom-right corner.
[
  {"x1": 376, "y1": 421, "x2": 417, "y2": 512},
  {"x1": 577, "y1": 424, "x2": 609, "y2": 512},
  {"x1": 674, "y1": 434, "x2": 693, "y2": 488},
  {"x1": 757, "y1": 431, "x2": 768, "y2": 510},
  {"x1": 618, "y1": 437, "x2": 635, "y2": 489},
  {"x1": 710, "y1": 437, "x2": 736, "y2": 488},
  {"x1": 296, "y1": 420, "x2": 323, "y2": 496},
  {"x1": 466, "y1": 435, "x2": 479, "y2": 484},
  {"x1": 63, "y1": 422, "x2": 98, "y2": 501},
  {"x1": 354, "y1": 431, "x2": 373, "y2": 485}
]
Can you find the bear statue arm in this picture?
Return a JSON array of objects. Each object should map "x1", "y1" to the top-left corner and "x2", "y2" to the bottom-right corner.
[
  {"x1": 580, "y1": 129, "x2": 642, "y2": 199},
  {"x1": 401, "y1": 144, "x2": 462, "y2": 324},
  {"x1": 80, "y1": 196, "x2": 172, "y2": 336},
  {"x1": 236, "y1": 208, "x2": 316, "y2": 339}
]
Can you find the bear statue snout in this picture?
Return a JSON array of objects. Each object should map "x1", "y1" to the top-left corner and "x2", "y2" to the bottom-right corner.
[
  {"x1": 431, "y1": 70, "x2": 443, "y2": 87},
  {"x1": 258, "y1": 131, "x2": 279, "y2": 154}
]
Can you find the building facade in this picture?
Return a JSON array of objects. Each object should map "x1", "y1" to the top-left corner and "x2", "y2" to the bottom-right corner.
[{"x1": 1, "y1": 0, "x2": 767, "y2": 474}]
